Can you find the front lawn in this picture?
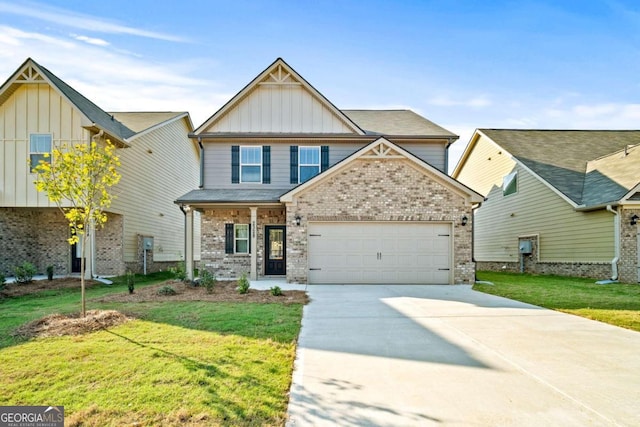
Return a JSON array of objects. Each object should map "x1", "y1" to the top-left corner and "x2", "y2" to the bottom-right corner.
[
  {"x1": 0, "y1": 273, "x2": 304, "y2": 426},
  {"x1": 474, "y1": 271, "x2": 640, "y2": 332}
]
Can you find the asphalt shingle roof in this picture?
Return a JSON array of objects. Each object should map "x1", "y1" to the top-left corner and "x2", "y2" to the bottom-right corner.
[
  {"x1": 176, "y1": 189, "x2": 291, "y2": 204},
  {"x1": 34, "y1": 60, "x2": 136, "y2": 141},
  {"x1": 343, "y1": 110, "x2": 457, "y2": 137},
  {"x1": 480, "y1": 129, "x2": 640, "y2": 206}
]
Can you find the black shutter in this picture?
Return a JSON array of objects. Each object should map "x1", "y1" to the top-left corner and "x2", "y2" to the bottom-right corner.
[
  {"x1": 225, "y1": 223, "x2": 234, "y2": 253},
  {"x1": 231, "y1": 146, "x2": 240, "y2": 184},
  {"x1": 262, "y1": 146, "x2": 270, "y2": 184},
  {"x1": 290, "y1": 146, "x2": 298, "y2": 184},
  {"x1": 248, "y1": 224, "x2": 252, "y2": 253},
  {"x1": 321, "y1": 146, "x2": 329, "y2": 172}
]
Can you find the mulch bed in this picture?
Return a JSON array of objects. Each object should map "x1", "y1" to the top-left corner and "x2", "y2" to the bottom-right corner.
[
  {"x1": 1, "y1": 277, "x2": 100, "y2": 298},
  {"x1": 95, "y1": 280, "x2": 309, "y2": 305},
  {"x1": 13, "y1": 310, "x2": 131, "y2": 339}
]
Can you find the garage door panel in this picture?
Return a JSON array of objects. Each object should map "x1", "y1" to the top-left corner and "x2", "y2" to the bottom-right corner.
[{"x1": 308, "y1": 222, "x2": 452, "y2": 284}]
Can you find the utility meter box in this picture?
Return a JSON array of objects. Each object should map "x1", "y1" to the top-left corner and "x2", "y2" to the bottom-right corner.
[
  {"x1": 143, "y1": 237, "x2": 154, "y2": 251},
  {"x1": 519, "y1": 240, "x2": 532, "y2": 255}
]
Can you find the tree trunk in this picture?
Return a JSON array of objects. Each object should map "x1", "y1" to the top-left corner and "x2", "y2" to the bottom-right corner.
[{"x1": 80, "y1": 233, "x2": 87, "y2": 318}]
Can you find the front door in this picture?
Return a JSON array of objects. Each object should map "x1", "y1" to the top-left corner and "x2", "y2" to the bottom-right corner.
[
  {"x1": 71, "y1": 238, "x2": 83, "y2": 273},
  {"x1": 265, "y1": 226, "x2": 286, "y2": 275}
]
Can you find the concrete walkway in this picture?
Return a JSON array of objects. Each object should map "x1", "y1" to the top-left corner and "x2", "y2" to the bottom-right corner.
[{"x1": 286, "y1": 285, "x2": 640, "y2": 426}]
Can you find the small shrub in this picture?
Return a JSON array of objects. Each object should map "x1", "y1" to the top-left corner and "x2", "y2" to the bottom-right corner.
[
  {"x1": 0, "y1": 273, "x2": 5, "y2": 290},
  {"x1": 157, "y1": 285, "x2": 177, "y2": 296},
  {"x1": 270, "y1": 286, "x2": 283, "y2": 296},
  {"x1": 46, "y1": 265, "x2": 54, "y2": 281},
  {"x1": 126, "y1": 271, "x2": 135, "y2": 294},
  {"x1": 14, "y1": 262, "x2": 37, "y2": 284},
  {"x1": 170, "y1": 261, "x2": 187, "y2": 282},
  {"x1": 236, "y1": 273, "x2": 250, "y2": 295},
  {"x1": 200, "y1": 269, "x2": 216, "y2": 294}
]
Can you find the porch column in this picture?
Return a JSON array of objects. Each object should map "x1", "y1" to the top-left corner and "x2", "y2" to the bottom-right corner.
[
  {"x1": 250, "y1": 206, "x2": 258, "y2": 281},
  {"x1": 185, "y1": 205, "x2": 194, "y2": 281}
]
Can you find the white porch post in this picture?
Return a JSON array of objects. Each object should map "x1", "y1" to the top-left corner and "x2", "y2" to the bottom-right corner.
[
  {"x1": 250, "y1": 206, "x2": 258, "y2": 281},
  {"x1": 185, "y1": 205, "x2": 194, "y2": 281}
]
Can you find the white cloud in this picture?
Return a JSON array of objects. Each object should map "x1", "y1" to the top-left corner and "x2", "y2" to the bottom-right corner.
[
  {"x1": 72, "y1": 34, "x2": 110, "y2": 46},
  {"x1": 0, "y1": 25, "x2": 223, "y2": 126},
  {"x1": 543, "y1": 102, "x2": 640, "y2": 128},
  {"x1": 0, "y1": 1, "x2": 188, "y2": 42}
]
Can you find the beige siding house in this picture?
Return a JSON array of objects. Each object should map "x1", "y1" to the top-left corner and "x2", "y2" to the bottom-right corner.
[
  {"x1": 177, "y1": 58, "x2": 483, "y2": 284},
  {"x1": 0, "y1": 58, "x2": 200, "y2": 277},
  {"x1": 453, "y1": 129, "x2": 640, "y2": 283}
]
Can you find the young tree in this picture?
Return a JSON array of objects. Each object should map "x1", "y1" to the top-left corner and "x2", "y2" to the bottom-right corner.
[{"x1": 33, "y1": 138, "x2": 121, "y2": 317}]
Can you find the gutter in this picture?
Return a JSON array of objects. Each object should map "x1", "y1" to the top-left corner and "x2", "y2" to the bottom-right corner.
[{"x1": 606, "y1": 205, "x2": 620, "y2": 281}]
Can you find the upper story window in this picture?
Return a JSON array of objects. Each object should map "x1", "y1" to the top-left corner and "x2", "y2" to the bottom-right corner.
[
  {"x1": 299, "y1": 146, "x2": 320, "y2": 183},
  {"x1": 29, "y1": 134, "x2": 52, "y2": 172},
  {"x1": 503, "y1": 171, "x2": 518, "y2": 196},
  {"x1": 231, "y1": 145, "x2": 270, "y2": 184},
  {"x1": 240, "y1": 146, "x2": 262, "y2": 183},
  {"x1": 290, "y1": 145, "x2": 329, "y2": 184}
]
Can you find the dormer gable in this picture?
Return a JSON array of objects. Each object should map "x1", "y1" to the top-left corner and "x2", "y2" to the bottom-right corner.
[{"x1": 193, "y1": 58, "x2": 364, "y2": 136}]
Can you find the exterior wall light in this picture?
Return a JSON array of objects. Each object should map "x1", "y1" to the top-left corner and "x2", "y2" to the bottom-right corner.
[
  {"x1": 631, "y1": 214, "x2": 639, "y2": 226},
  {"x1": 461, "y1": 215, "x2": 468, "y2": 226},
  {"x1": 295, "y1": 215, "x2": 301, "y2": 226}
]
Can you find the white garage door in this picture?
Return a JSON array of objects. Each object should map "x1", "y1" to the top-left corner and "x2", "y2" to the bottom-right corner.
[{"x1": 308, "y1": 222, "x2": 452, "y2": 284}]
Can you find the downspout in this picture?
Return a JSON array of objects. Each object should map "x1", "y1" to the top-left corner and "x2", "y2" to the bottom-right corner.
[
  {"x1": 606, "y1": 205, "x2": 619, "y2": 281},
  {"x1": 198, "y1": 137, "x2": 204, "y2": 189}
]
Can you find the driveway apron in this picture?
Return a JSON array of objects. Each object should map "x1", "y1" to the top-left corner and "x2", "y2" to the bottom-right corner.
[{"x1": 286, "y1": 285, "x2": 640, "y2": 426}]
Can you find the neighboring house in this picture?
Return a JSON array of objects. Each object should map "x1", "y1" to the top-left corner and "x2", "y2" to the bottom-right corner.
[
  {"x1": 453, "y1": 129, "x2": 640, "y2": 283},
  {"x1": 0, "y1": 58, "x2": 200, "y2": 277},
  {"x1": 176, "y1": 58, "x2": 483, "y2": 284}
]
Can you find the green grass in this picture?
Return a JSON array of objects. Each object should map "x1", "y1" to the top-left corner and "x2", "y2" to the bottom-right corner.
[
  {"x1": 0, "y1": 272, "x2": 304, "y2": 426},
  {"x1": 474, "y1": 271, "x2": 640, "y2": 331}
]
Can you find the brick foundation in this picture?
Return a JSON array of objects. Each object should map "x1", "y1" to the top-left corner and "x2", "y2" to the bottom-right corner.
[{"x1": 476, "y1": 261, "x2": 614, "y2": 280}]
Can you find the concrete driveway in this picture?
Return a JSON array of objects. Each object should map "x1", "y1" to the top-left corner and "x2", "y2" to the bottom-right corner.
[{"x1": 286, "y1": 285, "x2": 640, "y2": 426}]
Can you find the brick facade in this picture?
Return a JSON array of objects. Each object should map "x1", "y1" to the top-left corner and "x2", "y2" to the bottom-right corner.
[
  {"x1": 0, "y1": 207, "x2": 125, "y2": 277},
  {"x1": 286, "y1": 158, "x2": 475, "y2": 284},
  {"x1": 619, "y1": 208, "x2": 640, "y2": 283},
  {"x1": 200, "y1": 208, "x2": 286, "y2": 279}
]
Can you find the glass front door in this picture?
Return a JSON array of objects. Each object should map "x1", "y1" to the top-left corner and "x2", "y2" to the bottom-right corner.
[{"x1": 265, "y1": 226, "x2": 286, "y2": 275}]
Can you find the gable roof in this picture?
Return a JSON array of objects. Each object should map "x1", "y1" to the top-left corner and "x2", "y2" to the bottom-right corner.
[
  {"x1": 281, "y1": 136, "x2": 483, "y2": 204},
  {"x1": 458, "y1": 129, "x2": 640, "y2": 208},
  {"x1": 193, "y1": 58, "x2": 365, "y2": 136},
  {"x1": 343, "y1": 110, "x2": 457, "y2": 138},
  {"x1": 0, "y1": 58, "x2": 135, "y2": 145}
]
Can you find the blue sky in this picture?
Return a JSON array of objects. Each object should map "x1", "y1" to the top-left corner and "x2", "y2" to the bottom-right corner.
[{"x1": 1, "y1": 0, "x2": 639, "y2": 170}]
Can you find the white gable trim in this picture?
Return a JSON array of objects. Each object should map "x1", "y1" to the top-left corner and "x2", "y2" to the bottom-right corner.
[
  {"x1": 193, "y1": 58, "x2": 364, "y2": 136},
  {"x1": 280, "y1": 137, "x2": 484, "y2": 204}
]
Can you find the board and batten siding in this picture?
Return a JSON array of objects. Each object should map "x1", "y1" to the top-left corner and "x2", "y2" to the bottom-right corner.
[
  {"x1": 204, "y1": 85, "x2": 354, "y2": 134},
  {"x1": 202, "y1": 140, "x2": 446, "y2": 188},
  {"x1": 475, "y1": 164, "x2": 614, "y2": 263},
  {"x1": 110, "y1": 117, "x2": 201, "y2": 263},
  {"x1": 0, "y1": 84, "x2": 91, "y2": 207}
]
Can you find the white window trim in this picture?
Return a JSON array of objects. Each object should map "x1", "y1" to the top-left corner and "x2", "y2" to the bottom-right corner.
[
  {"x1": 29, "y1": 133, "x2": 52, "y2": 173},
  {"x1": 503, "y1": 171, "x2": 518, "y2": 196},
  {"x1": 234, "y1": 224, "x2": 250, "y2": 254},
  {"x1": 298, "y1": 146, "x2": 321, "y2": 184},
  {"x1": 240, "y1": 146, "x2": 262, "y2": 183}
]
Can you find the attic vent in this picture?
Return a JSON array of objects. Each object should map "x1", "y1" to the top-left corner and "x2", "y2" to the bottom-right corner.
[{"x1": 16, "y1": 66, "x2": 45, "y2": 83}]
